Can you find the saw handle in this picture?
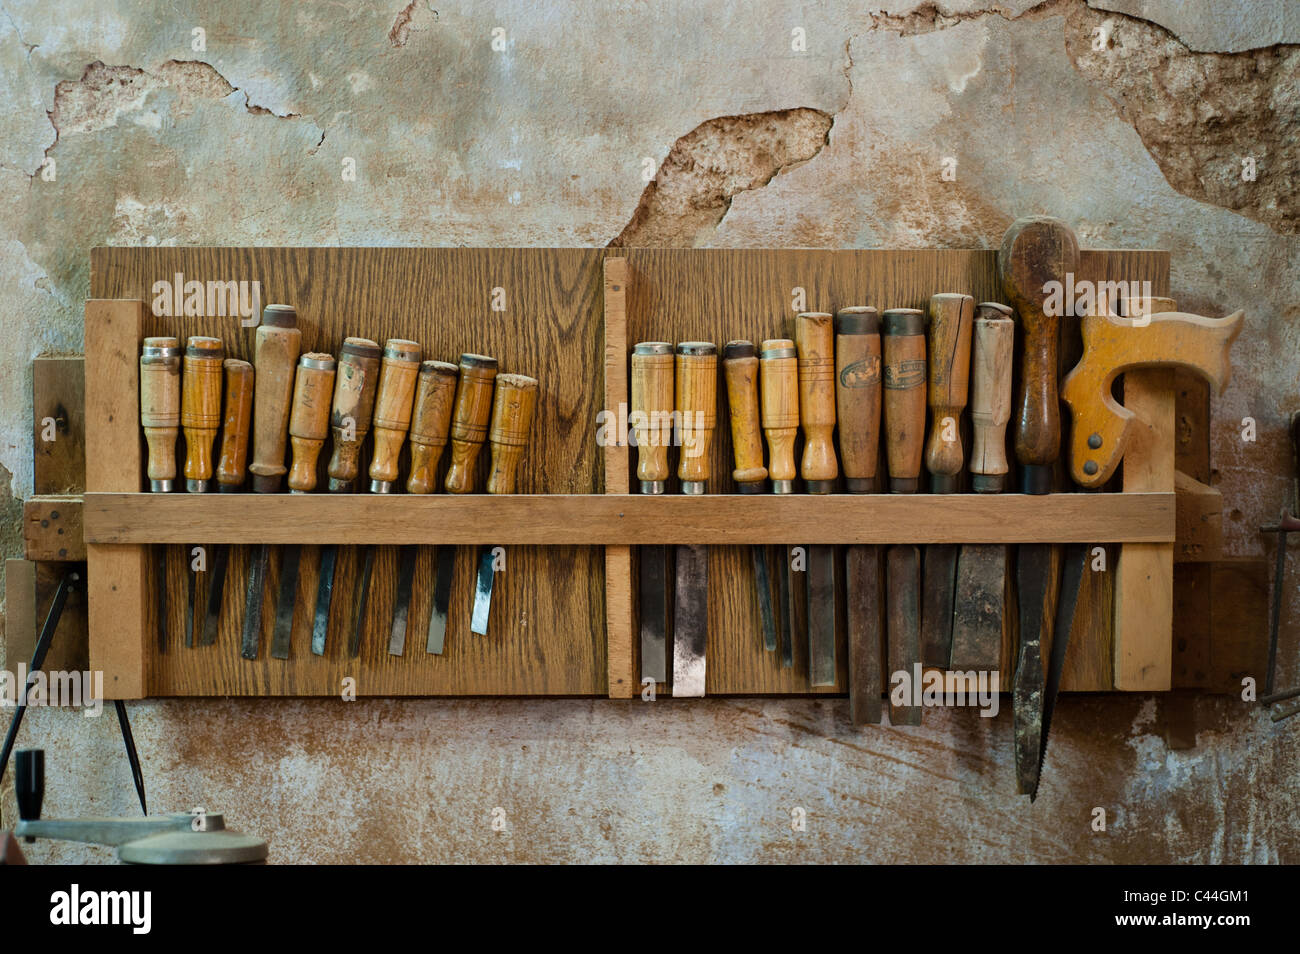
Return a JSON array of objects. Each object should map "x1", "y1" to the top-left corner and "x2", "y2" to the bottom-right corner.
[
  {"x1": 760, "y1": 339, "x2": 799, "y2": 491},
  {"x1": 407, "y1": 361, "x2": 460, "y2": 495},
  {"x1": 882, "y1": 309, "x2": 927, "y2": 494},
  {"x1": 181, "y1": 336, "x2": 225, "y2": 490},
  {"x1": 722, "y1": 341, "x2": 767, "y2": 491},
  {"x1": 216, "y1": 359, "x2": 254, "y2": 492},
  {"x1": 631, "y1": 342, "x2": 674, "y2": 492},
  {"x1": 924, "y1": 294, "x2": 974, "y2": 493},
  {"x1": 675, "y1": 342, "x2": 717, "y2": 492},
  {"x1": 326, "y1": 337, "x2": 382, "y2": 492},
  {"x1": 486, "y1": 374, "x2": 539, "y2": 495},
  {"x1": 249, "y1": 305, "x2": 302, "y2": 494},
  {"x1": 445, "y1": 354, "x2": 499, "y2": 494},
  {"x1": 969, "y1": 303, "x2": 1015, "y2": 494},
  {"x1": 368, "y1": 340, "x2": 422, "y2": 492},
  {"x1": 140, "y1": 337, "x2": 182, "y2": 492},
  {"x1": 796, "y1": 313, "x2": 837, "y2": 493},
  {"x1": 287, "y1": 354, "x2": 337, "y2": 493},
  {"x1": 835, "y1": 308, "x2": 882, "y2": 493}
]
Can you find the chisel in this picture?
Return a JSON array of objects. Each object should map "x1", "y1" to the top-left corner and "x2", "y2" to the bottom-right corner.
[
  {"x1": 722, "y1": 340, "x2": 776, "y2": 652},
  {"x1": 348, "y1": 339, "x2": 421, "y2": 657},
  {"x1": 920, "y1": 294, "x2": 974, "y2": 668},
  {"x1": 200, "y1": 358, "x2": 253, "y2": 646},
  {"x1": 760, "y1": 338, "x2": 799, "y2": 668},
  {"x1": 471, "y1": 373, "x2": 539, "y2": 636},
  {"x1": 271, "y1": 352, "x2": 336, "y2": 659},
  {"x1": 139, "y1": 337, "x2": 182, "y2": 651},
  {"x1": 180, "y1": 336, "x2": 224, "y2": 648},
  {"x1": 631, "y1": 342, "x2": 674, "y2": 683},
  {"x1": 311, "y1": 337, "x2": 382, "y2": 656},
  {"x1": 951, "y1": 303, "x2": 1014, "y2": 671},
  {"x1": 835, "y1": 307, "x2": 883, "y2": 724},
  {"x1": 796, "y1": 313, "x2": 838, "y2": 688},
  {"x1": 241, "y1": 304, "x2": 301, "y2": 660},
  {"x1": 672, "y1": 342, "x2": 717, "y2": 698},
  {"x1": 882, "y1": 308, "x2": 926, "y2": 725}
]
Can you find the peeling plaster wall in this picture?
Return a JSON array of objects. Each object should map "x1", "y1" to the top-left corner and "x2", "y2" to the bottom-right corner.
[{"x1": 1, "y1": 0, "x2": 1297, "y2": 863}]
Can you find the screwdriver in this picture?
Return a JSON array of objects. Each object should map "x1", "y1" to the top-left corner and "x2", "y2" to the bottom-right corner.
[
  {"x1": 760, "y1": 338, "x2": 799, "y2": 669},
  {"x1": 200, "y1": 358, "x2": 253, "y2": 646},
  {"x1": 181, "y1": 336, "x2": 224, "y2": 648},
  {"x1": 139, "y1": 336, "x2": 182, "y2": 650}
]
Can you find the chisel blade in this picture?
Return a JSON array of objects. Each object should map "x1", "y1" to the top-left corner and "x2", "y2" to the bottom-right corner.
[
  {"x1": 672, "y1": 544, "x2": 708, "y2": 697},
  {"x1": 426, "y1": 547, "x2": 454, "y2": 655},
  {"x1": 920, "y1": 544, "x2": 958, "y2": 667},
  {"x1": 270, "y1": 544, "x2": 302, "y2": 660},
  {"x1": 199, "y1": 543, "x2": 230, "y2": 647},
  {"x1": 807, "y1": 544, "x2": 836, "y2": 686},
  {"x1": 184, "y1": 545, "x2": 200, "y2": 649},
  {"x1": 1013, "y1": 541, "x2": 1059, "y2": 795},
  {"x1": 1033, "y1": 541, "x2": 1087, "y2": 800},
  {"x1": 154, "y1": 546, "x2": 169, "y2": 652},
  {"x1": 639, "y1": 544, "x2": 668, "y2": 683},
  {"x1": 389, "y1": 545, "x2": 418, "y2": 655},
  {"x1": 886, "y1": 544, "x2": 922, "y2": 725},
  {"x1": 470, "y1": 545, "x2": 494, "y2": 636},
  {"x1": 950, "y1": 543, "x2": 1007, "y2": 671},
  {"x1": 310, "y1": 544, "x2": 338, "y2": 656},
  {"x1": 847, "y1": 544, "x2": 882, "y2": 725},
  {"x1": 348, "y1": 546, "x2": 376, "y2": 658},
  {"x1": 240, "y1": 543, "x2": 270, "y2": 660},
  {"x1": 777, "y1": 547, "x2": 794, "y2": 668},
  {"x1": 752, "y1": 545, "x2": 777, "y2": 653}
]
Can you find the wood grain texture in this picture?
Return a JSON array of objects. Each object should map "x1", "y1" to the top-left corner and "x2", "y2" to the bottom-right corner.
[
  {"x1": 1172, "y1": 559, "x2": 1268, "y2": 692},
  {"x1": 23, "y1": 495, "x2": 84, "y2": 562},
  {"x1": 1174, "y1": 469, "x2": 1224, "y2": 562},
  {"x1": 603, "y1": 257, "x2": 633, "y2": 698},
  {"x1": 33, "y1": 357, "x2": 86, "y2": 496}
]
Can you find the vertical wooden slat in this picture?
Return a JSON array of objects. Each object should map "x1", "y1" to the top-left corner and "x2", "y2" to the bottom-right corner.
[{"x1": 603, "y1": 258, "x2": 634, "y2": 698}]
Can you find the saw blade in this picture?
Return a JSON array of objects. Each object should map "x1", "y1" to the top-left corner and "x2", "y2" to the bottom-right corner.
[
  {"x1": 1033, "y1": 541, "x2": 1087, "y2": 800},
  {"x1": 1013, "y1": 541, "x2": 1058, "y2": 795}
]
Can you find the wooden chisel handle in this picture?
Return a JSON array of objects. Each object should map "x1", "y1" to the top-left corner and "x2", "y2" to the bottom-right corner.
[
  {"x1": 631, "y1": 342, "x2": 674, "y2": 494},
  {"x1": 326, "y1": 337, "x2": 382, "y2": 492},
  {"x1": 835, "y1": 307, "x2": 882, "y2": 493},
  {"x1": 675, "y1": 342, "x2": 717, "y2": 494},
  {"x1": 924, "y1": 294, "x2": 974, "y2": 493},
  {"x1": 445, "y1": 354, "x2": 499, "y2": 494},
  {"x1": 249, "y1": 304, "x2": 302, "y2": 494},
  {"x1": 287, "y1": 353, "x2": 337, "y2": 493},
  {"x1": 882, "y1": 309, "x2": 927, "y2": 493},
  {"x1": 407, "y1": 361, "x2": 460, "y2": 494},
  {"x1": 140, "y1": 337, "x2": 182, "y2": 493},
  {"x1": 722, "y1": 341, "x2": 767, "y2": 492},
  {"x1": 486, "y1": 374, "x2": 539, "y2": 494},
  {"x1": 216, "y1": 359, "x2": 254, "y2": 493},
  {"x1": 181, "y1": 336, "x2": 224, "y2": 493},
  {"x1": 368, "y1": 339, "x2": 422, "y2": 493},
  {"x1": 969, "y1": 303, "x2": 1015, "y2": 493},
  {"x1": 760, "y1": 339, "x2": 798, "y2": 494},
  {"x1": 795, "y1": 313, "x2": 837, "y2": 494}
]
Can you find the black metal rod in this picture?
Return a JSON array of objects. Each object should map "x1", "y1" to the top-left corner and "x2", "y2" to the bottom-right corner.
[
  {"x1": 114, "y1": 700, "x2": 147, "y2": 816},
  {"x1": 1266, "y1": 530, "x2": 1288, "y2": 697}
]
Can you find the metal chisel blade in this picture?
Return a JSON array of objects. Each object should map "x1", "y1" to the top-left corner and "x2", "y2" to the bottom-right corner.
[
  {"x1": 425, "y1": 547, "x2": 454, "y2": 655},
  {"x1": 847, "y1": 544, "x2": 882, "y2": 725},
  {"x1": 389, "y1": 545, "x2": 418, "y2": 655},
  {"x1": 310, "y1": 544, "x2": 338, "y2": 656},
  {"x1": 776, "y1": 548, "x2": 794, "y2": 668},
  {"x1": 1013, "y1": 541, "x2": 1058, "y2": 795},
  {"x1": 672, "y1": 544, "x2": 708, "y2": 697},
  {"x1": 639, "y1": 544, "x2": 668, "y2": 683},
  {"x1": 920, "y1": 544, "x2": 958, "y2": 667},
  {"x1": 886, "y1": 544, "x2": 922, "y2": 725},
  {"x1": 184, "y1": 545, "x2": 199, "y2": 648},
  {"x1": 270, "y1": 544, "x2": 301, "y2": 660},
  {"x1": 199, "y1": 543, "x2": 230, "y2": 647},
  {"x1": 470, "y1": 545, "x2": 494, "y2": 636},
  {"x1": 348, "y1": 546, "x2": 376, "y2": 658},
  {"x1": 240, "y1": 543, "x2": 270, "y2": 660},
  {"x1": 950, "y1": 543, "x2": 1007, "y2": 670},
  {"x1": 807, "y1": 544, "x2": 836, "y2": 686},
  {"x1": 1033, "y1": 541, "x2": 1087, "y2": 800},
  {"x1": 752, "y1": 545, "x2": 777, "y2": 653},
  {"x1": 155, "y1": 545, "x2": 169, "y2": 652}
]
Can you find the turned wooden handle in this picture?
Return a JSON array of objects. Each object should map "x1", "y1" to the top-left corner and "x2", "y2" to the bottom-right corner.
[
  {"x1": 631, "y1": 342, "x2": 674, "y2": 492},
  {"x1": 487, "y1": 373, "x2": 539, "y2": 494},
  {"x1": 882, "y1": 309, "x2": 927, "y2": 494},
  {"x1": 216, "y1": 359, "x2": 254, "y2": 491},
  {"x1": 722, "y1": 341, "x2": 768, "y2": 490},
  {"x1": 368, "y1": 340, "x2": 422, "y2": 491},
  {"x1": 760, "y1": 339, "x2": 799, "y2": 490},
  {"x1": 924, "y1": 294, "x2": 974, "y2": 492},
  {"x1": 675, "y1": 342, "x2": 717, "y2": 491},
  {"x1": 445, "y1": 353, "x2": 499, "y2": 494},
  {"x1": 969, "y1": 303, "x2": 1015, "y2": 493},
  {"x1": 796, "y1": 312, "x2": 837, "y2": 493},
  {"x1": 140, "y1": 337, "x2": 182, "y2": 491},
  {"x1": 181, "y1": 336, "x2": 225, "y2": 488},
  {"x1": 287, "y1": 353, "x2": 337, "y2": 493},
  {"x1": 249, "y1": 304, "x2": 302, "y2": 493},
  {"x1": 999, "y1": 216, "x2": 1079, "y2": 494},
  {"x1": 407, "y1": 360, "x2": 460, "y2": 495},
  {"x1": 834, "y1": 307, "x2": 882, "y2": 493},
  {"x1": 326, "y1": 337, "x2": 382, "y2": 491}
]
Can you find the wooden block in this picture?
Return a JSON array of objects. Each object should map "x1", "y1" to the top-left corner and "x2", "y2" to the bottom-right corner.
[
  {"x1": 33, "y1": 356, "x2": 86, "y2": 495},
  {"x1": 604, "y1": 257, "x2": 633, "y2": 699},
  {"x1": 1061, "y1": 545, "x2": 1115, "y2": 690},
  {"x1": 1173, "y1": 560, "x2": 1268, "y2": 692},
  {"x1": 1174, "y1": 469, "x2": 1223, "y2": 562},
  {"x1": 23, "y1": 495, "x2": 85, "y2": 562}
]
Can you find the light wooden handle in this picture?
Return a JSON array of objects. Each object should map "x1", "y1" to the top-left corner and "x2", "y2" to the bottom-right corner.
[
  {"x1": 216, "y1": 359, "x2": 254, "y2": 491},
  {"x1": 924, "y1": 294, "x2": 975, "y2": 492},
  {"x1": 181, "y1": 336, "x2": 224, "y2": 489},
  {"x1": 407, "y1": 360, "x2": 459, "y2": 494},
  {"x1": 326, "y1": 337, "x2": 382, "y2": 491},
  {"x1": 368, "y1": 340, "x2": 422, "y2": 491},
  {"x1": 796, "y1": 312, "x2": 837, "y2": 492},
  {"x1": 834, "y1": 308, "x2": 882, "y2": 493},
  {"x1": 287, "y1": 353, "x2": 337, "y2": 493},
  {"x1": 631, "y1": 342, "x2": 674, "y2": 492},
  {"x1": 969, "y1": 303, "x2": 1015, "y2": 493},
  {"x1": 445, "y1": 353, "x2": 499, "y2": 494},
  {"x1": 722, "y1": 341, "x2": 767, "y2": 490},
  {"x1": 760, "y1": 339, "x2": 799, "y2": 489},
  {"x1": 249, "y1": 304, "x2": 302, "y2": 493},
  {"x1": 675, "y1": 342, "x2": 717, "y2": 491},
  {"x1": 487, "y1": 374, "x2": 539, "y2": 494},
  {"x1": 882, "y1": 309, "x2": 927, "y2": 494},
  {"x1": 140, "y1": 337, "x2": 182, "y2": 491}
]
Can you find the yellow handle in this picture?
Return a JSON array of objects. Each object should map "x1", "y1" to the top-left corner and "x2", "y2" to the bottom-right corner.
[
  {"x1": 795, "y1": 313, "x2": 837, "y2": 492},
  {"x1": 675, "y1": 342, "x2": 717, "y2": 492},
  {"x1": 722, "y1": 341, "x2": 767, "y2": 489},
  {"x1": 287, "y1": 353, "x2": 337, "y2": 493},
  {"x1": 140, "y1": 337, "x2": 182, "y2": 492},
  {"x1": 181, "y1": 336, "x2": 224, "y2": 489},
  {"x1": 487, "y1": 374, "x2": 539, "y2": 494},
  {"x1": 368, "y1": 340, "x2": 422, "y2": 491},
  {"x1": 445, "y1": 354, "x2": 499, "y2": 493},
  {"x1": 760, "y1": 339, "x2": 799, "y2": 490}
]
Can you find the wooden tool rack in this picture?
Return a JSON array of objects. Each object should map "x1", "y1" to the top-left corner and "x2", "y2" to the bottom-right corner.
[{"x1": 81, "y1": 246, "x2": 1180, "y2": 700}]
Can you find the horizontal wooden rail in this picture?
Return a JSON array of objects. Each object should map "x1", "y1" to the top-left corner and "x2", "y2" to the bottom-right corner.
[{"x1": 84, "y1": 491, "x2": 1174, "y2": 545}]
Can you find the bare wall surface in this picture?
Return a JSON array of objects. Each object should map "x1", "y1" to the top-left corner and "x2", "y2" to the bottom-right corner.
[{"x1": 1, "y1": 0, "x2": 1297, "y2": 862}]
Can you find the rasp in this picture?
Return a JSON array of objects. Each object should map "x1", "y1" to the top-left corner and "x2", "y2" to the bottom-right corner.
[
  {"x1": 760, "y1": 339, "x2": 799, "y2": 669},
  {"x1": 139, "y1": 337, "x2": 182, "y2": 651},
  {"x1": 631, "y1": 342, "x2": 674, "y2": 683},
  {"x1": 201, "y1": 358, "x2": 253, "y2": 646},
  {"x1": 180, "y1": 336, "x2": 224, "y2": 648}
]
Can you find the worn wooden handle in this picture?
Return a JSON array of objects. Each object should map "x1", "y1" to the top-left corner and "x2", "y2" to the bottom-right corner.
[
  {"x1": 796, "y1": 312, "x2": 837, "y2": 492},
  {"x1": 760, "y1": 339, "x2": 799, "y2": 489},
  {"x1": 675, "y1": 342, "x2": 717, "y2": 490},
  {"x1": 287, "y1": 353, "x2": 337, "y2": 493},
  {"x1": 924, "y1": 294, "x2": 974, "y2": 492},
  {"x1": 445, "y1": 354, "x2": 499, "y2": 494},
  {"x1": 140, "y1": 337, "x2": 182, "y2": 490},
  {"x1": 882, "y1": 309, "x2": 927, "y2": 494},
  {"x1": 181, "y1": 336, "x2": 224, "y2": 487},
  {"x1": 249, "y1": 304, "x2": 302, "y2": 493},
  {"x1": 326, "y1": 337, "x2": 382, "y2": 491},
  {"x1": 835, "y1": 308, "x2": 882, "y2": 493},
  {"x1": 631, "y1": 342, "x2": 674, "y2": 491},
  {"x1": 216, "y1": 359, "x2": 254, "y2": 491},
  {"x1": 487, "y1": 373, "x2": 539, "y2": 494},
  {"x1": 722, "y1": 341, "x2": 767, "y2": 489},
  {"x1": 969, "y1": 303, "x2": 1015, "y2": 493},
  {"x1": 368, "y1": 340, "x2": 422, "y2": 490},
  {"x1": 407, "y1": 360, "x2": 459, "y2": 494}
]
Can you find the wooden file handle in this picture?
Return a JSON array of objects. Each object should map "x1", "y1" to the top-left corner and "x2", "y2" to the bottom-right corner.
[
  {"x1": 249, "y1": 304, "x2": 302, "y2": 493},
  {"x1": 445, "y1": 353, "x2": 499, "y2": 494},
  {"x1": 795, "y1": 312, "x2": 837, "y2": 493},
  {"x1": 675, "y1": 342, "x2": 717, "y2": 493},
  {"x1": 760, "y1": 339, "x2": 799, "y2": 493},
  {"x1": 924, "y1": 294, "x2": 974, "y2": 493},
  {"x1": 999, "y1": 217, "x2": 1079, "y2": 494},
  {"x1": 368, "y1": 339, "x2": 422, "y2": 493},
  {"x1": 287, "y1": 353, "x2": 337, "y2": 493},
  {"x1": 882, "y1": 309, "x2": 927, "y2": 494},
  {"x1": 722, "y1": 340, "x2": 768, "y2": 491},
  {"x1": 326, "y1": 337, "x2": 382, "y2": 492},
  {"x1": 487, "y1": 373, "x2": 539, "y2": 494},
  {"x1": 216, "y1": 359, "x2": 254, "y2": 492},
  {"x1": 631, "y1": 342, "x2": 674, "y2": 493},
  {"x1": 181, "y1": 336, "x2": 224, "y2": 492},
  {"x1": 969, "y1": 303, "x2": 1015, "y2": 493},
  {"x1": 407, "y1": 360, "x2": 460, "y2": 494},
  {"x1": 140, "y1": 337, "x2": 182, "y2": 492},
  {"x1": 835, "y1": 307, "x2": 882, "y2": 493}
]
